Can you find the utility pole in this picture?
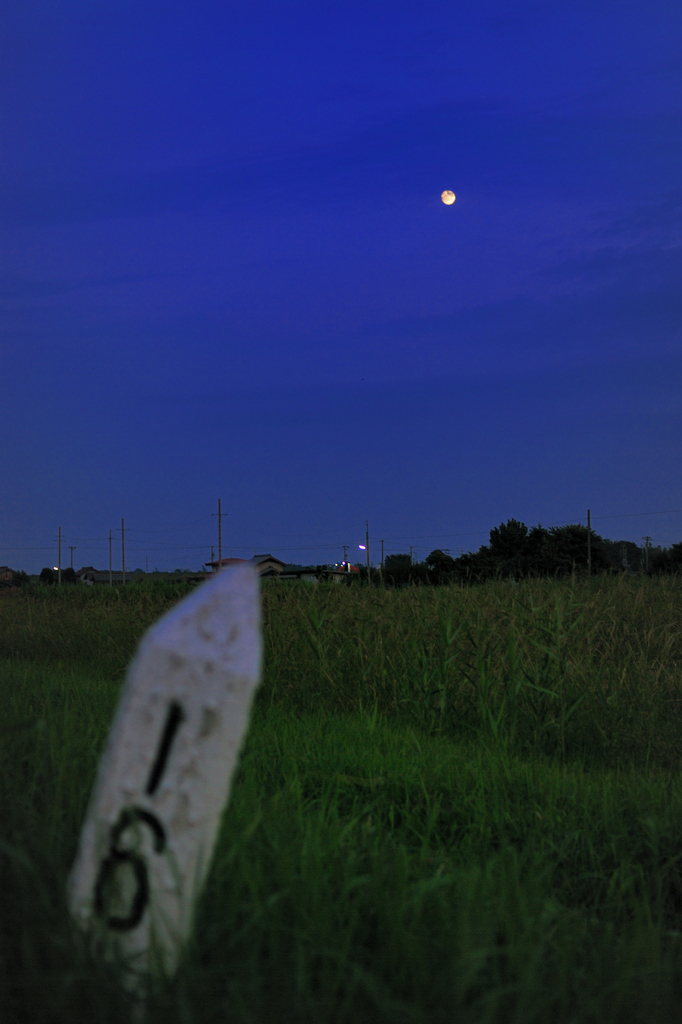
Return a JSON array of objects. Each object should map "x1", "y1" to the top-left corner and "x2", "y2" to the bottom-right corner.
[
  {"x1": 587, "y1": 509, "x2": 591, "y2": 578},
  {"x1": 109, "y1": 529, "x2": 113, "y2": 586},
  {"x1": 342, "y1": 544, "x2": 349, "y2": 571},
  {"x1": 212, "y1": 499, "x2": 225, "y2": 570},
  {"x1": 381, "y1": 539, "x2": 384, "y2": 570},
  {"x1": 69, "y1": 545, "x2": 76, "y2": 570},
  {"x1": 58, "y1": 526, "x2": 62, "y2": 585},
  {"x1": 120, "y1": 518, "x2": 127, "y2": 585},
  {"x1": 366, "y1": 521, "x2": 371, "y2": 582},
  {"x1": 210, "y1": 546, "x2": 215, "y2": 571},
  {"x1": 620, "y1": 542, "x2": 628, "y2": 570},
  {"x1": 218, "y1": 498, "x2": 222, "y2": 569},
  {"x1": 409, "y1": 545, "x2": 413, "y2": 565},
  {"x1": 642, "y1": 536, "x2": 652, "y2": 572}
]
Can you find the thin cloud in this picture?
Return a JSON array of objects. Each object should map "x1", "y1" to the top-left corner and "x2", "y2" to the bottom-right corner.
[{"x1": 2, "y1": 101, "x2": 679, "y2": 226}]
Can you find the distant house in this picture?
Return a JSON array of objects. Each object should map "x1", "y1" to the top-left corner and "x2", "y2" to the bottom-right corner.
[
  {"x1": 205, "y1": 557, "x2": 248, "y2": 571},
  {"x1": 250, "y1": 554, "x2": 287, "y2": 577},
  {"x1": 75, "y1": 566, "x2": 106, "y2": 585},
  {"x1": 75, "y1": 566, "x2": 205, "y2": 585},
  {"x1": 206, "y1": 554, "x2": 287, "y2": 577},
  {"x1": 76, "y1": 566, "x2": 112, "y2": 585},
  {"x1": 278, "y1": 566, "x2": 350, "y2": 584},
  {"x1": 206, "y1": 555, "x2": 354, "y2": 584},
  {"x1": 0, "y1": 566, "x2": 14, "y2": 583}
]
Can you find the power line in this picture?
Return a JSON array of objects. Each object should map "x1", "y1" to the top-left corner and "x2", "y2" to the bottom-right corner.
[
  {"x1": 380, "y1": 508, "x2": 682, "y2": 542},
  {"x1": 3, "y1": 506, "x2": 681, "y2": 561},
  {"x1": 120, "y1": 519, "x2": 128, "y2": 585},
  {"x1": 591, "y1": 508, "x2": 682, "y2": 521},
  {"x1": 211, "y1": 499, "x2": 226, "y2": 568}
]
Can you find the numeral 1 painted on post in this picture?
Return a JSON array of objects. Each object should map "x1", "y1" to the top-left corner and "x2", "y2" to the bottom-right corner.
[{"x1": 68, "y1": 564, "x2": 262, "y2": 978}]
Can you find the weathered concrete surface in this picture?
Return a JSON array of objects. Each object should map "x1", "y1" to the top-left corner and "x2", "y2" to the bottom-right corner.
[{"x1": 68, "y1": 563, "x2": 261, "y2": 977}]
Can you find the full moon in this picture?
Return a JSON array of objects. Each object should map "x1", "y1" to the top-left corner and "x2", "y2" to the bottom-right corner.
[{"x1": 441, "y1": 190, "x2": 456, "y2": 205}]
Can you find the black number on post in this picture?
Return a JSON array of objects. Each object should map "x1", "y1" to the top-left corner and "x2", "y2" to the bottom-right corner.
[
  {"x1": 94, "y1": 701, "x2": 184, "y2": 931},
  {"x1": 146, "y1": 700, "x2": 185, "y2": 795},
  {"x1": 94, "y1": 808, "x2": 166, "y2": 931}
]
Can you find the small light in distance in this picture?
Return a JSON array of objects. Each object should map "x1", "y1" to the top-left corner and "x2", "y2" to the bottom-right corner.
[{"x1": 358, "y1": 544, "x2": 366, "y2": 550}]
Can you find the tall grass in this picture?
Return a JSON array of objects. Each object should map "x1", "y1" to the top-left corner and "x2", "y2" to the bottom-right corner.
[
  {"x1": 1, "y1": 576, "x2": 682, "y2": 1021},
  {"x1": 3, "y1": 575, "x2": 682, "y2": 767},
  {"x1": 261, "y1": 574, "x2": 682, "y2": 768}
]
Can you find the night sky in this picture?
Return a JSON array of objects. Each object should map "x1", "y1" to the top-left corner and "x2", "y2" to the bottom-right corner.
[{"x1": 2, "y1": 1, "x2": 681, "y2": 572}]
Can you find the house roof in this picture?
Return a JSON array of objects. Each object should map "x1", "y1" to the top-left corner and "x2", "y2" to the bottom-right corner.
[
  {"x1": 207, "y1": 554, "x2": 287, "y2": 571},
  {"x1": 249, "y1": 554, "x2": 287, "y2": 568}
]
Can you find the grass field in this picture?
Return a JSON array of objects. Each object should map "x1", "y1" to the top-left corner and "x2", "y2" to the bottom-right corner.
[{"x1": 2, "y1": 576, "x2": 682, "y2": 1022}]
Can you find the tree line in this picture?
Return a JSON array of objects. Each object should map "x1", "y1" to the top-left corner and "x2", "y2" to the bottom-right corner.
[
  {"x1": 3, "y1": 520, "x2": 681, "y2": 589},
  {"x1": 376, "y1": 519, "x2": 682, "y2": 587}
]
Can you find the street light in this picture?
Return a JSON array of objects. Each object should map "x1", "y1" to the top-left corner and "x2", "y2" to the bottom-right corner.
[{"x1": 359, "y1": 520, "x2": 371, "y2": 580}]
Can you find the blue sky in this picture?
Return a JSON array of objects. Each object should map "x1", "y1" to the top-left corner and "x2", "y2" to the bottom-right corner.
[{"x1": 2, "y1": 1, "x2": 681, "y2": 570}]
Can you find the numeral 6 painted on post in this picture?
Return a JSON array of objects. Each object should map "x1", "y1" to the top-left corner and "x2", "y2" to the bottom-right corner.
[{"x1": 94, "y1": 807, "x2": 165, "y2": 930}]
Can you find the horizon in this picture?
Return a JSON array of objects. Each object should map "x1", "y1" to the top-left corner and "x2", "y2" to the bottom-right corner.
[{"x1": 4, "y1": 507, "x2": 679, "y2": 576}]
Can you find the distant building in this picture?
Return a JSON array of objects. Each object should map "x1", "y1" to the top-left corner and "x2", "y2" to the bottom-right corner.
[
  {"x1": 205, "y1": 557, "x2": 248, "y2": 571},
  {"x1": 249, "y1": 554, "x2": 288, "y2": 577},
  {"x1": 0, "y1": 566, "x2": 14, "y2": 583},
  {"x1": 76, "y1": 567, "x2": 118, "y2": 585},
  {"x1": 206, "y1": 554, "x2": 287, "y2": 577},
  {"x1": 277, "y1": 565, "x2": 352, "y2": 584},
  {"x1": 75, "y1": 566, "x2": 99, "y2": 580},
  {"x1": 75, "y1": 566, "x2": 205, "y2": 585}
]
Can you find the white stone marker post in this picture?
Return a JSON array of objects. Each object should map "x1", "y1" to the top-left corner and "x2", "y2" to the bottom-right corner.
[{"x1": 69, "y1": 564, "x2": 261, "y2": 979}]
